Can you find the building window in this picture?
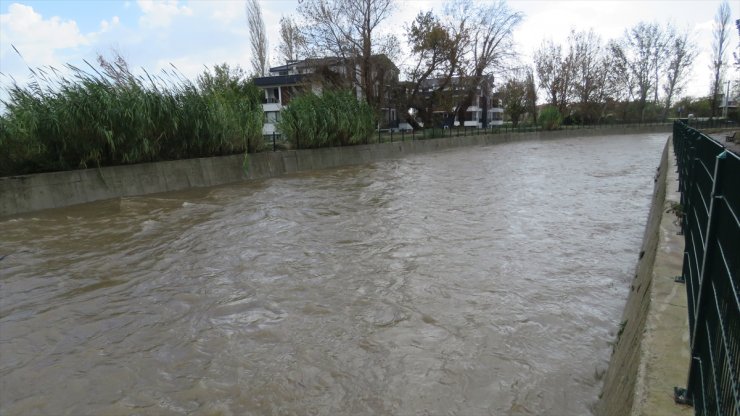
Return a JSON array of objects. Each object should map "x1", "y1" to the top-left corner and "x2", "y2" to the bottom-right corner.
[
  {"x1": 265, "y1": 111, "x2": 281, "y2": 123},
  {"x1": 465, "y1": 111, "x2": 478, "y2": 121}
]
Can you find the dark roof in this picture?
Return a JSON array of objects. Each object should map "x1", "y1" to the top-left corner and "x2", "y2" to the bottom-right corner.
[
  {"x1": 253, "y1": 74, "x2": 305, "y2": 87},
  {"x1": 268, "y1": 54, "x2": 398, "y2": 74},
  {"x1": 268, "y1": 57, "x2": 344, "y2": 73}
]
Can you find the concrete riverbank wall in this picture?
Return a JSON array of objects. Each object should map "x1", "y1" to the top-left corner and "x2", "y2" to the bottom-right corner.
[
  {"x1": 597, "y1": 137, "x2": 691, "y2": 416},
  {"x1": 0, "y1": 125, "x2": 670, "y2": 217}
]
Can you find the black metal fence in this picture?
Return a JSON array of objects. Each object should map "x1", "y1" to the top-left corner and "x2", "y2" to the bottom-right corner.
[
  {"x1": 673, "y1": 120, "x2": 739, "y2": 415},
  {"x1": 261, "y1": 118, "x2": 740, "y2": 151}
]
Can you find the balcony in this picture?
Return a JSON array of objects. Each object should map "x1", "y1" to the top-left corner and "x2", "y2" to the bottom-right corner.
[{"x1": 262, "y1": 103, "x2": 282, "y2": 112}]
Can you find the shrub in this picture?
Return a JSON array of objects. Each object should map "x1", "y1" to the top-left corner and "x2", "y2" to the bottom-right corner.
[
  {"x1": 538, "y1": 106, "x2": 562, "y2": 130},
  {"x1": 277, "y1": 89, "x2": 374, "y2": 148},
  {"x1": 0, "y1": 55, "x2": 263, "y2": 176}
]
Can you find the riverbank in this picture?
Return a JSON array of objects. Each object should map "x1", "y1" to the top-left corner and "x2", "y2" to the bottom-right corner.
[
  {"x1": 597, "y1": 137, "x2": 692, "y2": 415},
  {"x1": 0, "y1": 124, "x2": 670, "y2": 217}
]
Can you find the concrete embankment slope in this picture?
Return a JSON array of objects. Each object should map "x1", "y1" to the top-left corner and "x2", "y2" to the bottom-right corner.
[
  {"x1": 0, "y1": 125, "x2": 669, "y2": 217},
  {"x1": 598, "y1": 137, "x2": 691, "y2": 416}
]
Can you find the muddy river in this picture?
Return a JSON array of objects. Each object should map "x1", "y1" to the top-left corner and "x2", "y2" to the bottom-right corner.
[{"x1": 0, "y1": 133, "x2": 666, "y2": 415}]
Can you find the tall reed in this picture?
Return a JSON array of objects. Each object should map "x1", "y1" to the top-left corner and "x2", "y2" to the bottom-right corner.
[
  {"x1": 0, "y1": 55, "x2": 263, "y2": 176},
  {"x1": 277, "y1": 89, "x2": 374, "y2": 148}
]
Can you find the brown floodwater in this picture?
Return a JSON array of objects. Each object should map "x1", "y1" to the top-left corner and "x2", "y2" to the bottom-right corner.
[{"x1": 0, "y1": 133, "x2": 666, "y2": 415}]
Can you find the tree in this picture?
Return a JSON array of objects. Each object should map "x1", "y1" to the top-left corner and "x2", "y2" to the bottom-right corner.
[
  {"x1": 534, "y1": 39, "x2": 573, "y2": 115},
  {"x1": 604, "y1": 39, "x2": 636, "y2": 120},
  {"x1": 405, "y1": 11, "x2": 463, "y2": 95},
  {"x1": 662, "y1": 26, "x2": 696, "y2": 120},
  {"x1": 246, "y1": 0, "x2": 268, "y2": 76},
  {"x1": 538, "y1": 106, "x2": 562, "y2": 130},
  {"x1": 277, "y1": 16, "x2": 306, "y2": 63},
  {"x1": 524, "y1": 68, "x2": 538, "y2": 124},
  {"x1": 734, "y1": 18, "x2": 740, "y2": 71},
  {"x1": 569, "y1": 30, "x2": 605, "y2": 123},
  {"x1": 401, "y1": 10, "x2": 466, "y2": 124},
  {"x1": 500, "y1": 75, "x2": 527, "y2": 127},
  {"x1": 673, "y1": 96, "x2": 711, "y2": 118},
  {"x1": 298, "y1": 0, "x2": 397, "y2": 108},
  {"x1": 446, "y1": 0, "x2": 523, "y2": 123},
  {"x1": 614, "y1": 22, "x2": 667, "y2": 121},
  {"x1": 710, "y1": 0, "x2": 731, "y2": 118}
]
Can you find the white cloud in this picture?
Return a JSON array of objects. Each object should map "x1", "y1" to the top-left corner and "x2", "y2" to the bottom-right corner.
[
  {"x1": 206, "y1": 0, "x2": 246, "y2": 25},
  {"x1": 137, "y1": 0, "x2": 193, "y2": 29},
  {"x1": 0, "y1": 3, "x2": 89, "y2": 66},
  {"x1": 693, "y1": 19, "x2": 714, "y2": 34},
  {"x1": 99, "y1": 16, "x2": 121, "y2": 32}
]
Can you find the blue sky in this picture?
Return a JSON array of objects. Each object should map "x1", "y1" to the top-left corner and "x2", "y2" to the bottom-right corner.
[{"x1": 0, "y1": 0, "x2": 737, "y2": 100}]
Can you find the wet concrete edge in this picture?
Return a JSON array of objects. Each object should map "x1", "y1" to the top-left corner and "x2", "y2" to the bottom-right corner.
[{"x1": 0, "y1": 125, "x2": 670, "y2": 217}]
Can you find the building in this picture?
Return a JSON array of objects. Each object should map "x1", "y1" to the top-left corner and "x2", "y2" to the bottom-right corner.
[
  {"x1": 719, "y1": 90, "x2": 738, "y2": 119},
  {"x1": 415, "y1": 76, "x2": 503, "y2": 129},
  {"x1": 253, "y1": 55, "x2": 399, "y2": 135}
]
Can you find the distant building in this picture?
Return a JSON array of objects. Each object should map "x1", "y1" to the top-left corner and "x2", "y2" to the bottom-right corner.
[
  {"x1": 253, "y1": 55, "x2": 399, "y2": 135},
  {"x1": 417, "y1": 76, "x2": 503, "y2": 128},
  {"x1": 719, "y1": 90, "x2": 738, "y2": 118}
]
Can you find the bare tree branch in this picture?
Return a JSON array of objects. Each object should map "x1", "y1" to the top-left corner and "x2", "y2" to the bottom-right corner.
[
  {"x1": 278, "y1": 16, "x2": 307, "y2": 63},
  {"x1": 298, "y1": 0, "x2": 397, "y2": 108}
]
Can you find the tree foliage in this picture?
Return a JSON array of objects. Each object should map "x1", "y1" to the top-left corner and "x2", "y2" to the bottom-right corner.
[
  {"x1": 500, "y1": 75, "x2": 527, "y2": 127},
  {"x1": 400, "y1": 0, "x2": 521, "y2": 125},
  {"x1": 612, "y1": 22, "x2": 668, "y2": 121},
  {"x1": 404, "y1": 11, "x2": 464, "y2": 99},
  {"x1": 298, "y1": 0, "x2": 398, "y2": 109},
  {"x1": 446, "y1": 0, "x2": 523, "y2": 121},
  {"x1": 246, "y1": 0, "x2": 268, "y2": 76},
  {"x1": 532, "y1": 19, "x2": 697, "y2": 124},
  {"x1": 524, "y1": 69, "x2": 538, "y2": 123},
  {"x1": 662, "y1": 27, "x2": 697, "y2": 120},
  {"x1": 534, "y1": 39, "x2": 572, "y2": 114},
  {"x1": 538, "y1": 106, "x2": 562, "y2": 130}
]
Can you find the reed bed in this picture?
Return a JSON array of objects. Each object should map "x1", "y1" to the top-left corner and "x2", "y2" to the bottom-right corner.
[
  {"x1": 277, "y1": 89, "x2": 374, "y2": 148},
  {"x1": 0, "y1": 56, "x2": 263, "y2": 176}
]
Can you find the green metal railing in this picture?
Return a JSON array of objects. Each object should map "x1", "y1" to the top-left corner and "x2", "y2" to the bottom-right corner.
[{"x1": 673, "y1": 120, "x2": 739, "y2": 416}]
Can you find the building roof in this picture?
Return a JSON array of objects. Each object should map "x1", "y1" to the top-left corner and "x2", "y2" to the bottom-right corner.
[{"x1": 268, "y1": 54, "x2": 398, "y2": 74}]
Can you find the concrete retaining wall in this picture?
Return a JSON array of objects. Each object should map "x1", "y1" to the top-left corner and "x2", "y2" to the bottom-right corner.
[
  {"x1": 0, "y1": 124, "x2": 670, "y2": 217},
  {"x1": 597, "y1": 137, "x2": 691, "y2": 416}
]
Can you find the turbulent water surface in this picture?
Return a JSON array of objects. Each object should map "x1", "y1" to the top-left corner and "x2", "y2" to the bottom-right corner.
[{"x1": 0, "y1": 133, "x2": 666, "y2": 415}]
